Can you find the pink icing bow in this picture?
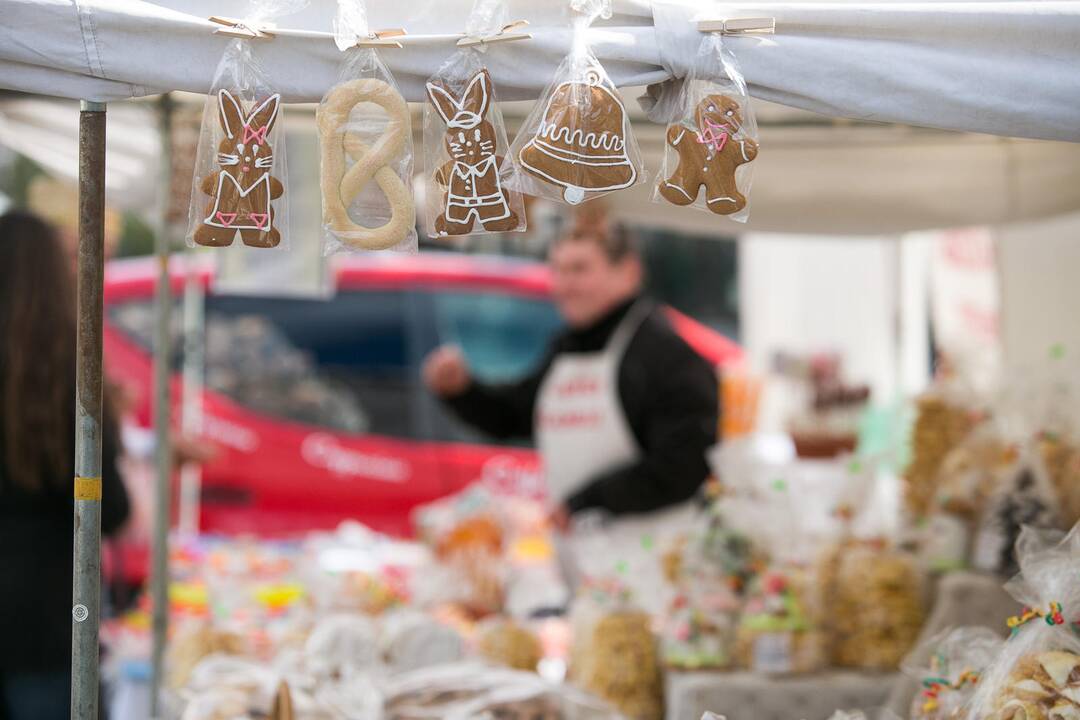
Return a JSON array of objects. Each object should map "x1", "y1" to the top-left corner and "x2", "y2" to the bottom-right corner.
[
  {"x1": 696, "y1": 117, "x2": 730, "y2": 153},
  {"x1": 242, "y1": 124, "x2": 269, "y2": 145}
]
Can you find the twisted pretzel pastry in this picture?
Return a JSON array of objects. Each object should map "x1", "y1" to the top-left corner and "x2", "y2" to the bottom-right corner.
[{"x1": 318, "y1": 79, "x2": 415, "y2": 250}]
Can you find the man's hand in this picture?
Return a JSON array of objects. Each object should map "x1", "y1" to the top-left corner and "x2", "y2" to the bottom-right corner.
[
  {"x1": 547, "y1": 504, "x2": 571, "y2": 534},
  {"x1": 422, "y1": 345, "x2": 471, "y2": 398}
]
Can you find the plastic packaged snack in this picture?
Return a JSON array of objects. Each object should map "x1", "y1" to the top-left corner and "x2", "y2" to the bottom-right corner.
[
  {"x1": 817, "y1": 540, "x2": 926, "y2": 671},
  {"x1": 901, "y1": 626, "x2": 1003, "y2": 720},
  {"x1": 905, "y1": 394, "x2": 977, "y2": 517},
  {"x1": 422, "y1": 0, "x2": 526, "y2": 239},
  {"x1": 379, "y1": 609, "x2": 465, "y2": 674},
  {"x1": 971, "y1": 442, "x2": 1062, "y2": 577},
  {"x1": 317, "y1": 0, "x2": 417, "y2": 253},
  {"x1": 187, "y1": 0, "x2": 305, "y2": 249},
  {"x1": 966, "y1": 522, "x2": 1080, "y2": 720},
  {"x1": 653, "y1": 31, "x2": 758, "y2": 221},
  {"x1": 383, "y1": 662, "x2": 622, "y2": 720},
  {"x1": 1038, "y1": 435, "x2": 1080, "y2": 529},
  {"x1": 661, "y1": 589, "x2": 737, "y2": 670},
  {"x1": 507, "y1": 0, "x2": 644, "y2": 205},
  {"x1": 661, "y1": 511, "x2": 762, "y2": 670},
  {"x1": 478, "y1": 618, "x2": 543, "y2": 672},
  {"x1": 734, "y1": 565, "x2": 827, "y2": 675}
]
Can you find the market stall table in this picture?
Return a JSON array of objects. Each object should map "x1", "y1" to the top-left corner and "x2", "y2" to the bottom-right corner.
[{"x1": 666, "y1": 669, "x2": 898, "y2": 720}]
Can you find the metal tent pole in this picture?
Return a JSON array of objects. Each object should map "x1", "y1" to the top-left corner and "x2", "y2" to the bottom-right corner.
[
  {"x1": 71, "y1": 99, "x2": 107, "y2": 720},
  {"x1": 150, "y1": 92, "x2": 175, "y2": 720},
  {"x1": 177, "y1": 262, "x2": 205, "y2": 538}
]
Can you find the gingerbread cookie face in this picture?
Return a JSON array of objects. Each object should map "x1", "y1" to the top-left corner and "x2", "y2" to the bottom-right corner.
[
  {"x1": 426, "y1": 69, "x2": 520, "y2": 236},
  {"x1": 658, "y1": 94, "x2": 758, "y2": 216},
  {"x1": 517, "y1": 73, "x2": 638, "y2": 205},
  {"x1": 194, "y1": 90, "x2": 284, "y2": 248}
]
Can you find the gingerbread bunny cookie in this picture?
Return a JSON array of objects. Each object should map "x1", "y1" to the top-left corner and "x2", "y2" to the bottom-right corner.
[
  {"x1": 658, "y1": 94, "x2": 758, "y2": 216},
  {"x1": 194, "y1": 90, "x2": 284, "y2": 248},
  {"x1": 426, "y1": 69, "x2": 519, "y2": 236}
]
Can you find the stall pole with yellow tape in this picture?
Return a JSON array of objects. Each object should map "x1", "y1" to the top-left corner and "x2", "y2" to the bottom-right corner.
[{"x1": 71, "y1": 99, "x2": 107, "y2": 720}]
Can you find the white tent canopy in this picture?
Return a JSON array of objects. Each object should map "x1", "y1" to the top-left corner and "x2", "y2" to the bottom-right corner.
[{"x1": 2, "y1": 0, "x2": 1079, "y2": 143}]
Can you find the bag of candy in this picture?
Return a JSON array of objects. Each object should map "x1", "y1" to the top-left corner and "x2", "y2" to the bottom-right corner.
[
  {"x1": 965, "y1": 522, "x2": 1080, "y2": 720},
  {"x1": 901, "y1": 626, "x2": 1004, "y2": 720}
]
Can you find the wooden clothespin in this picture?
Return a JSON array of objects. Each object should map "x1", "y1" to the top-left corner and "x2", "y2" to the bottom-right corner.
[
  {"x1": 353, "y1": 28, "x2": 407, "y2": 48},
  {"x1": 696, "y1": 17, "x2": 775, "y2": 35},
  {"x1": 457, "y1": 20, "x2": 532, "y2": 48},
  {"x1": 208, "y1": 16, "x2": 277, "y2": 40}
]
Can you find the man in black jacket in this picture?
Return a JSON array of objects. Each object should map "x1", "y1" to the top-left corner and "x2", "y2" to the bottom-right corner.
[{"x1": 423, "y1": 221, "x2": 718, "y2": 543}]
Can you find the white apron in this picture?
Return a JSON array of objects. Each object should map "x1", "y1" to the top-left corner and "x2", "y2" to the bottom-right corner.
[{"x1": 536, "y1": 301, "x2": 692, "y2": 615}]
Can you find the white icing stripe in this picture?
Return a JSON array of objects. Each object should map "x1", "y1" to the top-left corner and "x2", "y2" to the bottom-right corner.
[
  {"x1": 532, "y1": 139, "x2": 629, "y2": 163},
  {"x1": 706, "y1": 196, "x2": 736, "y2": 204},
  {"x1": 663, "y1": 181, "x2": 693, "y2": 201},
  {"x1": 672, "y1": 129, "x2": 686, "y2": 146}
]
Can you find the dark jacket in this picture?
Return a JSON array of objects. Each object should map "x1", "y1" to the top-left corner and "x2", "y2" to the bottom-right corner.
[
  {"x1": 445, "y1": 296, "x2": 719, "y2": 516},
  {"x1": 0, "y1": 402, "x2": 129, "y2": 672}
]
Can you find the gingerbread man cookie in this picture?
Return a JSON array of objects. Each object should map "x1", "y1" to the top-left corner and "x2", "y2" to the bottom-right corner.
[{"x1": 658, "y1": 94, "x2": 758, "y2": 215}]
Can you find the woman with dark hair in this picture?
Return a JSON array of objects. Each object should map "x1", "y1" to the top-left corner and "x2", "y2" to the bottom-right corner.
[{"x1": 0, "y1": 210, "x2": 129, "y2": 720}]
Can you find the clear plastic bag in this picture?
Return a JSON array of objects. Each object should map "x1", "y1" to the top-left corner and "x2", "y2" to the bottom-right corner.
[
  {"x1": 966, "y1": 522, "x2": 1080, "y2": 720},
  {"x1": 652, "y1": 31, "x2": 759, "y2": 222},
  {"x1": 733, "y1": 564, "x2": 827, "y2": 675},
  {"x1": 817, "y1": 540, "x2": 927, "y2": 671},
  {"x1": 661, "y1": 511, "x2": 762, "y2": 670},
  {"x1": 507, "y1": 0, "x2": 644, "y2": 206},
  {"x1": 187, "y1": 1, "x2": 301, "y2": 251},
  {"x1": 971, "y1": 441, "x2": 1063, "y2": 577},
  {"x1": 421, "y1": 1, "x2": 526, "y2": 239},
  {"x1": 317, "y1": 0, "x2": 417, "y2": 253},
  {"x1": 901, "y1": 626, "x2": 1003, "y2": 720},
  {"x1": 383, "y1": 662, "x2": 622, "y2": 720}
]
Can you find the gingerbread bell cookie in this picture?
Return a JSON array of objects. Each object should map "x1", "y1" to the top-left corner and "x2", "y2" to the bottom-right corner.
[
  {"x1": 653, "y1": 32, "x2": 760, "y2": 222},
  {"x1": 508, "y1": 0, "x2": 644, "y2": 205},
  {"x1": 187, "y1": 37, "x2": 291, "y2": 249}
]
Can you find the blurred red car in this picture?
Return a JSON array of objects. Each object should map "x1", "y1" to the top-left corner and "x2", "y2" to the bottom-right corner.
[{"x1": 104, "y1": 253, "x2": 741, "y2": 549}]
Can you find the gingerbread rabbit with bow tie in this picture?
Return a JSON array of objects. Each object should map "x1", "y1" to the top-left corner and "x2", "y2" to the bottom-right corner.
[
  {"x1": 426, "y1": 69, "x2": 520, "y2": 236},
  {"x1": 658, "y1": 94, "x2": 758, "y2": 216}
]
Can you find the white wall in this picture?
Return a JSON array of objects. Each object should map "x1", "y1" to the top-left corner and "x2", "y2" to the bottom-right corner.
[
  {"x1": 740, "y1": 234, "x2": 931, "y2": 431},
  {"x1": 996, "y1": 212, "x2": 1080, "y2": 374}
]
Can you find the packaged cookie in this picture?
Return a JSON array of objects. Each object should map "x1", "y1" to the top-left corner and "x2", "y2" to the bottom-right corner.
[
  {"x1": 508, "y1": 0, "x2": 644, "y2": 205},
  {"x1": 971, "y1": 441, "x2": 1062, "y2": 577},
  {"x1": 317, "y1": 0, "x2": 417, "y2": 252},
  {"x1": 187, "y1": 0, "x2": 305, "y2": 249},
  {"x1": 421, "y1": 0, "x2": 526, "y2": 239},
  {"x1": 901, "y1": 626, "x2": 1003, "y2": 720},
  {"x1": 817, "y1": 540, "x2": 926, "y2": 671},
  {"x1": 662, "y1": 588, "x2": 738, "y2": 670},
  {"x1": 477, "y1": 618, "x2": 542, "y2": 672},
  {"x1": 905, "y1": 394, "x2": 976, "y2": 517},
  {"x1": 733, "y1": 566, "x2": 826, "y2": 675},
  {"x1": 653, "y1": 30, "x2": 758, "y2": 221},
  {"x1": 966, "y1": 523, "x2": 1080, "y2": 720},
  {"x1": 1038, "y1": 435, "x2": 1080, "y2": 529}
]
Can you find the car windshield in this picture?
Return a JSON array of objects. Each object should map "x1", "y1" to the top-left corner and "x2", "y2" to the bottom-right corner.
[{"x1": 107, "y1": 285, "x2": 562, "y2": 445}]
